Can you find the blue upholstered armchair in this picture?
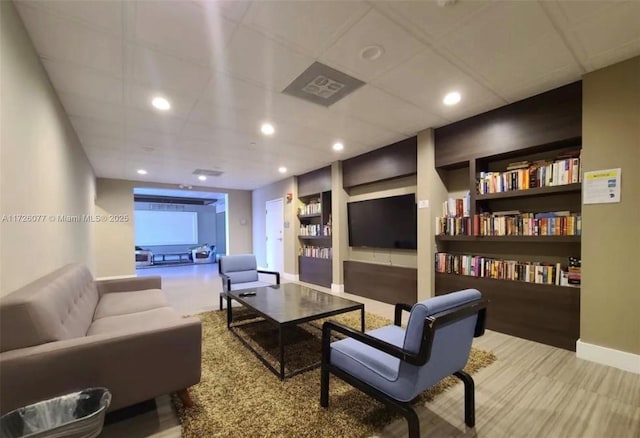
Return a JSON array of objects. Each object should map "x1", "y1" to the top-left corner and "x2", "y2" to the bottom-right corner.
[
  {"x1": 321, "y1": 289, "x2": 487, "y2": 438},
  {"x1": 218, "y1": 254, "x2": 280, "y2": 310}
]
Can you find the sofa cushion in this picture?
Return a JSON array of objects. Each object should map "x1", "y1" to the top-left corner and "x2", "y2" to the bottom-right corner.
[
  {"x1": 93, "y1": 290, "x2": 167, "y2": 320},
  {"x1": 87, "y1": 307, "x2": 181, "y2": 336},
  {"x1": 0, "y1": 264, "x2": 99, "y2": 352}
]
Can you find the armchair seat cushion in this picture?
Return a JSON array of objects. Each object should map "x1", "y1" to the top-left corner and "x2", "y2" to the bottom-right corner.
[
  {"x1": 93, "y1": 290, "x2": 167, "y2": 320},
  {"x1": 331, "y1": 325, "x2": 417, "y2": 401},
  {"x1": 87, "y1": 307, "x2": 180, "y2": 336}
]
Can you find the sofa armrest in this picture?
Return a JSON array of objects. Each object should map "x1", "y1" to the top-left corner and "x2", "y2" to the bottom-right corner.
[
  {"x1": 0, "y1": 317, "x2": 201, "y2": 414},
  {"x1": 96, "y1": 276, "x2": 162, "y2": 295}
]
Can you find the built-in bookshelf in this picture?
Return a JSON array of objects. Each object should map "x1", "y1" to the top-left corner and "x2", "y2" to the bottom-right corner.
[
  {"x1": 297, "y1": 167, "x2": 332, "y2": 288},
  {"x1": 433, "y1": 82, "x2": 582, "y2": 351}
]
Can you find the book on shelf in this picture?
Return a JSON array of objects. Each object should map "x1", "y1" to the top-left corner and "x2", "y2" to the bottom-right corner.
[
  {"x1": 472, "y1": 211, "x2": 581, "y2": 236},
  {"x1": 436, "y1": 192, "x2": 471, "y2": 236},
  {"x1": 478, "y1": 153, "x2": 582, "y2": 194},
  {"x1": 435, "y1": 252, "x2": 579, "y2": 287},
  {"x1": 299, "y1": 224, "x2": 328, "y2": 236},
  {"x1": 299, "y1": 245, "x2": 331, "y2": 259},
  {"x1": 299, "y1": 200, "x2": 321, "y2": 215}
]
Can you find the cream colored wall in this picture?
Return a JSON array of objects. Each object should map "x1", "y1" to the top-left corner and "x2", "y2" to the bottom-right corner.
[
  {"x1": 416, "y1": 129, "x2": 448, "y2": 300},
  {"x1": 0, "y1": 1, "x2": 95, "y2": 295},
  {"x1": 331, "y1": 161, "x2": 349, "y2": 286},
  {"x1": 95, "y1": 178, "x2": 252, "y2": 278},
  {"x1": 346, "y1": 175, "x2": 418, "y2": 268},
  {"x1": 581, "y1": 56, "x2": 640, "y2": 355},
  {"x1": 251, "y1": 177, "x2": 297, "y2": 275}
]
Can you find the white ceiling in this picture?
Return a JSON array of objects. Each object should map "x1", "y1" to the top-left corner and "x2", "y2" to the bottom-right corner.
[{"x1": 15, "y1": 0, "x2": 640, "y2": 191}]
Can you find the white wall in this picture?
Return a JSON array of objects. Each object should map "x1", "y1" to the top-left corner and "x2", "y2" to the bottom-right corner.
[{"x1": 0, "y1": 1, "x2": 96, "y2": 295}]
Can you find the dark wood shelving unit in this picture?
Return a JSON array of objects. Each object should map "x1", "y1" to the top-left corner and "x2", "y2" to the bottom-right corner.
[
  {"x1": 435, "y1": 273, "x2": 580, "y2": 351},
  {"x1": 297, "y1": 213, "x2": 322, "y2": 219},
  {"x1": 297, "y1": 166, "x2": 332, "y2": 288},
  {"x1": 436, "y1": 235, "x2": 581, "y2": 243},
  {"x1": 298, "y1": 235, "x2": 331, "y2": 241},
  {"x1": 475, "y1": 182, "x2": 581, "y2": 201},
  {"x1": 433, "y1": 82, "x2": 583, "y2": 351}
]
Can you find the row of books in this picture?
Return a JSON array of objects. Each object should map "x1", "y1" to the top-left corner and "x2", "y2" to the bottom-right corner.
[
  {"x1": 478, "y1": 155, "x2": 581, "y2": 194},
  {"x1": 475, "y1": 211, "x2": 582, "y2": 236},
  {"x1": 299, "y1": 201, "x2": 321, "y2": 215},
  {"x1": 299, "y1": 224, "x2": 329, "y2": 236},
  {"x1": 299, "y1": 246, "x2": 331, "y2": 259},
  {"x1": 441, "y1": 193, "x2": 470, "y2": 218},
  {"x1": 436, "y1": 211, "x2": 582, "y2": 236},
  {"x1": 435, "y1": 253, "x2": 579, "y2": 287}
]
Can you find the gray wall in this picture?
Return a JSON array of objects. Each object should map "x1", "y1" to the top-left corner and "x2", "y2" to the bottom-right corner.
[
  {"x1": 1, "y1": 1, "x2": 96, "y2": 295},
  {"x1": 216, "y1": 211, "x2": 227, "y2": 255},
  {"x1": 134, "y1": 202, "x2": 217, "y2": 253}
]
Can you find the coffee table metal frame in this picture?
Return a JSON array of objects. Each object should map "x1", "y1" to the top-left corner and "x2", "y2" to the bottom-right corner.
[{"x1": 226, "y1": 285, "x2": 364, "y2": 380}]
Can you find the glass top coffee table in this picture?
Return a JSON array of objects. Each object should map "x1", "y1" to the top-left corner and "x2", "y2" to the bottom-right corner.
[{"x1": 226, "y1": 283, "x2": 364, "y2": 380}]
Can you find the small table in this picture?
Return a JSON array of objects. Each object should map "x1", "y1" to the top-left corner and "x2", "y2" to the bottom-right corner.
[{"x1": 226, "y1": 283, "x2": 364, "y2": 380}]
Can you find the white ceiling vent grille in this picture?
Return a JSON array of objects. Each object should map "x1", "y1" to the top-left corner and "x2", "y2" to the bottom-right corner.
[
  {"x1": 193, "y1": 169, "x2": 223, "y2": 177},
  {"x1": 283, "y1": 62, "x2": 365, "y2": 107}
]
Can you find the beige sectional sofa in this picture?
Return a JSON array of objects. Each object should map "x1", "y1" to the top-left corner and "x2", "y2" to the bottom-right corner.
[{"x1": 0, "y1": 264, "x2": 201, "y2": 414}]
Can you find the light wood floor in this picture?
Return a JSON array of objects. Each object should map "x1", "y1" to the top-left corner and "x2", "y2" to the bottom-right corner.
[{"x1": 102, "y1": 265, "x2": 640, "y2": 437}]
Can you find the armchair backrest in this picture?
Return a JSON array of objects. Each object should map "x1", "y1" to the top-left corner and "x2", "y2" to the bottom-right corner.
[
  {"x1": 219, "y1": 254, "x2": 259, "y2": 284},
  {"x1": 401, "y1": 289, "x2": 483, "y2": 397}
]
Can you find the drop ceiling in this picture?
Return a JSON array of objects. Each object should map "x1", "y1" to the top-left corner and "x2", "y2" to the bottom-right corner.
[{"x1": 14, "y1": 0, "x2": 640, "y2": 190}]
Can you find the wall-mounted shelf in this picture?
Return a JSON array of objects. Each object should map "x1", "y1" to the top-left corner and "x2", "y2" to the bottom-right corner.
[
  {"x1": 475, "y1": 183, "x2": 581, "y2": 201},
  {"x1": 298, "y1": 235, "x2": 331, "y2": 240},
  {"x1": 435, "y1": 235, "x2": 581, "y2": 243}
]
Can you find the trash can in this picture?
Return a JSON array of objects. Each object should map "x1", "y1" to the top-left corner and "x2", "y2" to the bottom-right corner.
[{"x1": 0, "y1": 388, "x2": 111, "y2": 438}]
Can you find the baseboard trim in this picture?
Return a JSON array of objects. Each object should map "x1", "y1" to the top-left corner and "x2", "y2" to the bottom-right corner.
[
  {"x1": 576, "y1": 339, "x2": 640, "y2": 374},
  {"x1": 282, "y1": 272, "x2": 299, "y2": 282},
  {"x1": 331, "y1": 283, "x2": 344, "y2": 293}
]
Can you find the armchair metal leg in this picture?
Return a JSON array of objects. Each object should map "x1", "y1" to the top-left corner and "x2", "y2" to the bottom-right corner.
[
  {"x1": 403, "y1": 406, "x2": 420, "y2": 438},
  {"x1": 454, "y1": 370, "x2": 475, "y2": 427},
  {"x1": 219, "y1": 293, "x2": 223, "y2": 311},
  {"x1": 320, "y1": 365, "x2": 330, "y2": 408}
]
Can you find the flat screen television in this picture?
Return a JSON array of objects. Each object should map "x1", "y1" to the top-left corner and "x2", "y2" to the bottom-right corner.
[{"x1": 347, "y1": 194, "x2": 417, "y2": 249}]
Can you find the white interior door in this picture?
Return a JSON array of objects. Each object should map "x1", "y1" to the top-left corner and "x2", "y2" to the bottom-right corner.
[{"x1": 265, "y1": 198, "x2": 284, "y2": 273}]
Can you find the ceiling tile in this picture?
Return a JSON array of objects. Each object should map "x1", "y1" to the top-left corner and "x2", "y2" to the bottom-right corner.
[
  {"x1": 320, "y1": 9, "x2": 427, "y2": 82},
  {"x1": 243, "y1": 1, "x2": 370, "y2": 56},
  {"x1": 125, "y1": 82, "x2": 198, "y2": 120},
  {"x1": 18, "y1": 0, "x2": 123, "y2": 35},
  {"x1": 192, "y1": 0, "x2": 251, "y2": 23},
  {"x1": 565, "y1": 1, "x2": 640, "y2": 70},
  {"x1": 440, "y1": 2, "x2": 582, "y2": 98},
  {"x1": 129, "y1": 44, "x2": 212, "y2": 97},
  {"x1": 199, "y1": 72, "x2": 271, "y2": 111},
  {"x1": 70, "y1": 116, "x2": 124, "y2": 143},
  {"x1": 57, "y1": 93, "x2": 123, "y2": 125},
  {"x1": 134, "y1": 1, "x2": 236, "y2": 66},
  {"x1": 221, "y1": 25, "x2": 314, "y2": 91},
  {"x1": 16, "y1": 4, "x2": 123, "y2": 77},
  {"x1": 331, "y1": 85, "x2": 446, "y2": 134},
  {"x1": 374, "y1": 0, "x2": 491, "y2": 41},
  {"x1": 42, "y1": 60, "x2": 123, "y2": 104},
  {"x1": 124, "y1": 107, "x2": 185, "y2": 135},
  {"x1": 373, "y1": 47, "x2": 504, "y2": 120}
]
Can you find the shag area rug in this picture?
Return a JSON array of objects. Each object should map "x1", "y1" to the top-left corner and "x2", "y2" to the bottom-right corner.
[{"x1": 174, "y1": 310, "x2": 496, "y2": 438}]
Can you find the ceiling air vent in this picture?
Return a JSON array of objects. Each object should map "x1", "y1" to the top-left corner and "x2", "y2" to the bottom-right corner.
[
  {"x1": 193, "y1": 169, "x2": 223, "y2": 177},
  {"x1": 283, "y1": 62, "x2": 365, "y2": 107}
]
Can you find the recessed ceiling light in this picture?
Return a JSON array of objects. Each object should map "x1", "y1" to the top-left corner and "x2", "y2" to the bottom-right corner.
[
  {"x1": 333, "y1": 142, "x2": 344, "y2": 151},
  {"x1": 137, "y1": 169, "x2": 147, "y2": 175},
  {"x1": 443, "y1": 92, "x2": 461, "y2": 106},
  {"x1": 278, "y1": 166, "x2": 287, "y2": 174},
  {"x1": 198, "y1": 175, "x2": 207, "y2": 181},
  {"x1": 360, "y1": 45, "x2": 385, "y2": 61},
  {"x1": 151, "y1": 96, "x2": 171, "y2": 111},
  {"x1": 261, "y1": 123, "x2": 275, "y2": 136}
]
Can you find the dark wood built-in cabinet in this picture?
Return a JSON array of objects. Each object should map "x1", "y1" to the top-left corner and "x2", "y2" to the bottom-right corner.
[
  {"x1": 297, "y1": 167, "x2": 332, "y2": 288},
  {"x1": 433, "y1": 82, "x2": 583, "y2": 351}
]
